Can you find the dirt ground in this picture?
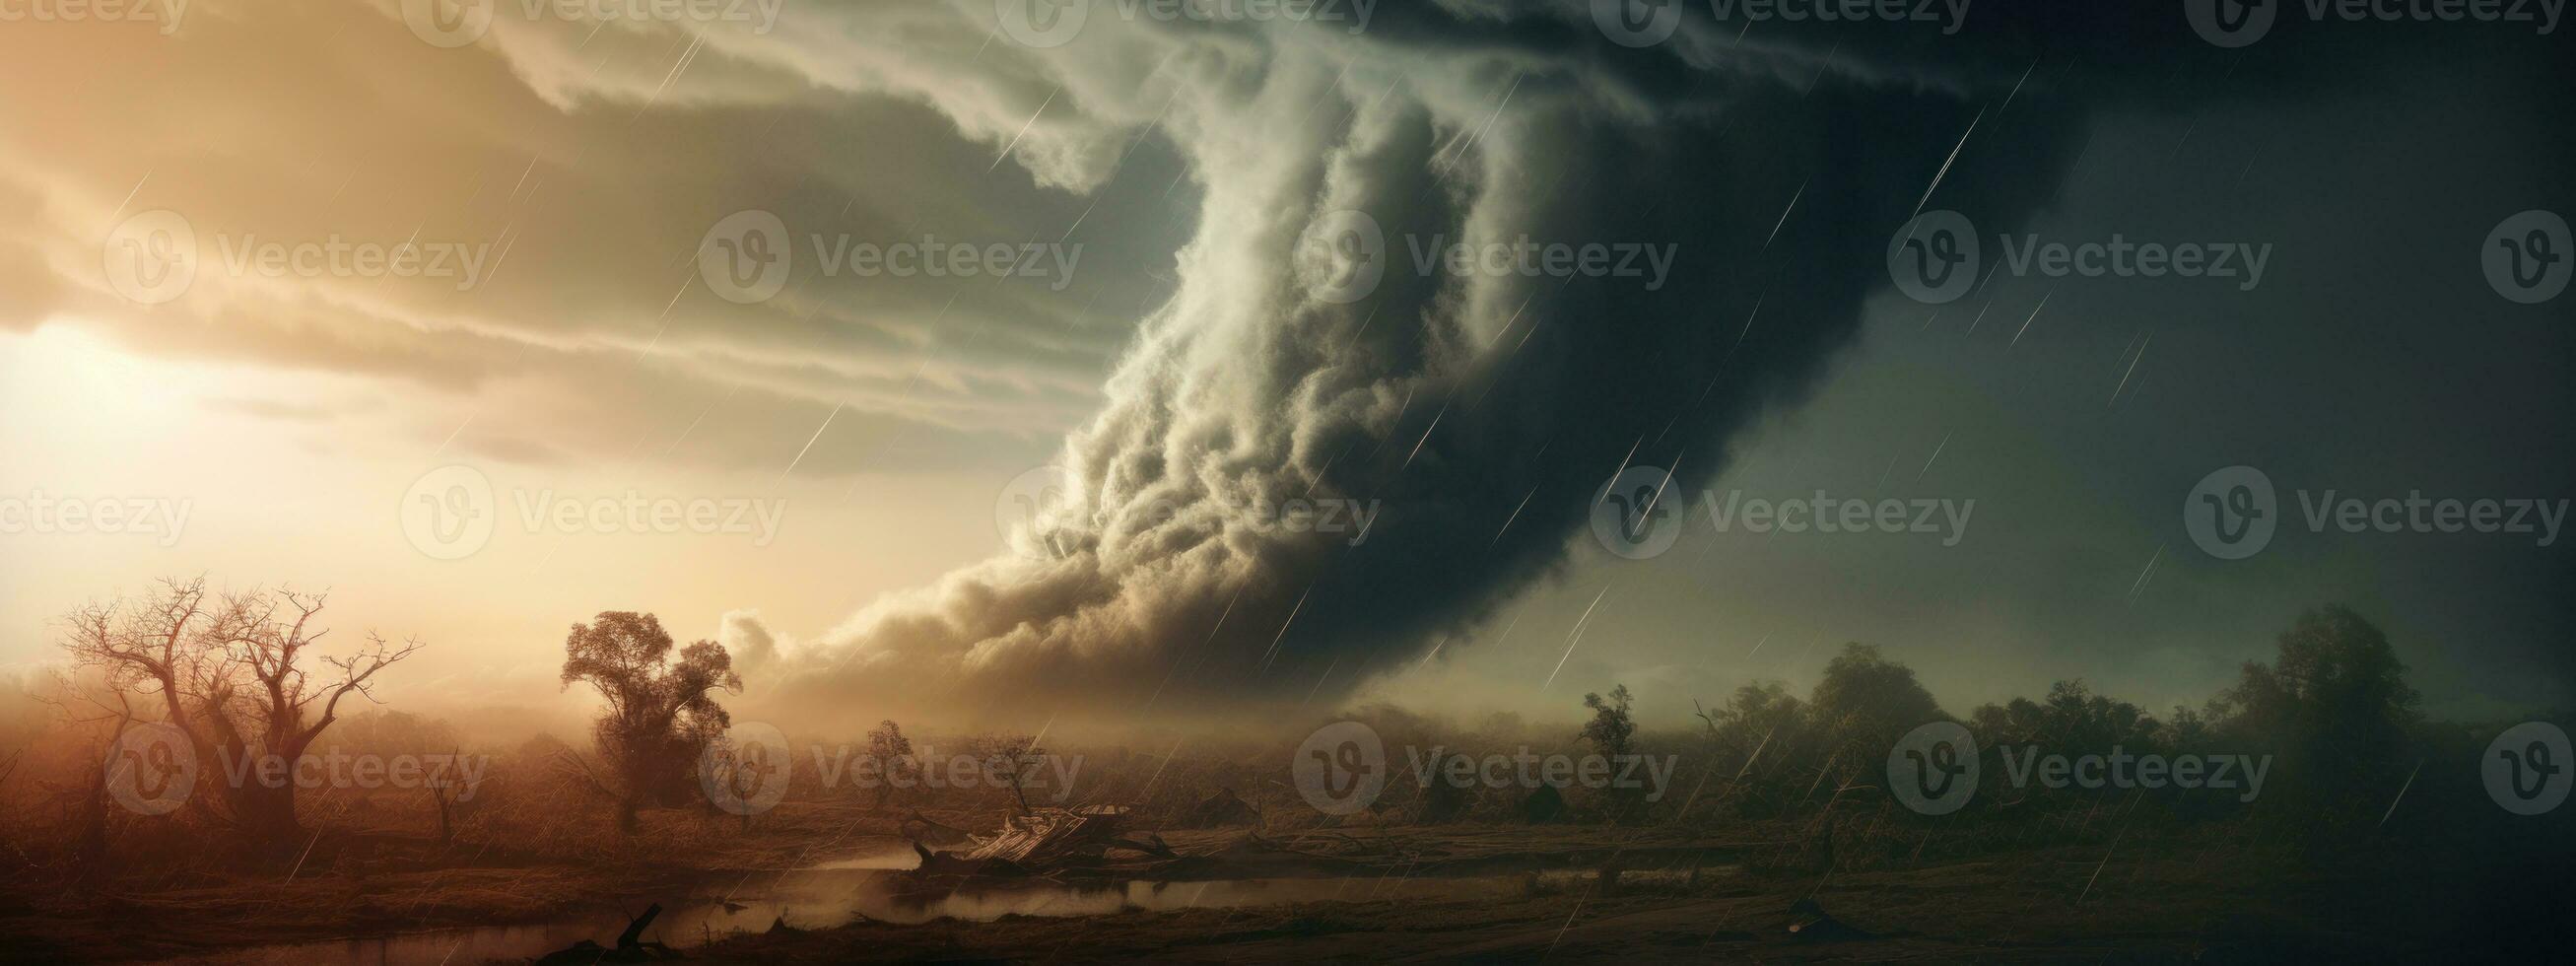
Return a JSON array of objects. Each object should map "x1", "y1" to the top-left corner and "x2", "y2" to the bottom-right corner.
[
  {"x1": 684, "y1": 848, "x2": 2321, "y2": 964},
  {"x1": 0, "y1": 810, "x2": 2532, "y2": 964},
  {"x1": 0, "y1": 799, "x2": 890, "y2": 961},
  {"x1": 676, "y1": 822, "x2": 2418, "y2": 965}
]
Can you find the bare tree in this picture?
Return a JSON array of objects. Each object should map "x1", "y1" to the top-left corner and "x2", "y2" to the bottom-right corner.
[
  {"x1": 974, "y1": 733, "x2": 1045, "y2": 816},
  {"x1": 215, "y1": 588, "x2": 421, "y2": 836},
  {"x1": 61, "y1": 579, "x2": 424, "y2": 839},
  {"x1": 33, "y1": 675, "x2": 145, "y2": 870},
  {"x1": 422, "y1": 746, "x2": 475, "y2": 846}
]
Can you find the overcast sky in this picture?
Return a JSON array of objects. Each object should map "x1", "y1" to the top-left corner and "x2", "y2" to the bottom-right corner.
[{"x1": 2, "y1": 1, "x2": 2566, "y2": 732}]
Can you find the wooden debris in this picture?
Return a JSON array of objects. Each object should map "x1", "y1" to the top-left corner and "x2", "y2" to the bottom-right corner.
[
  {"x1": 912, "y1": 803, "x2": 1174, "y2": 876},
  {"x1": 535, "y1": 902, "x2": 681, "y2": 963}
]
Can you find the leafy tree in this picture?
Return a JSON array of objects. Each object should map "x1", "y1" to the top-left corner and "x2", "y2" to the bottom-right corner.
[
  {"x1": 559, "y1": 611, "x2": 741, "y2": 833},
  {"x1": 2212, "y1": 605, "x2": 2420, "y2": 811},
  {"x1": 1580, "y1": 684, "x2": 1638, "y2": 759},
  {"x1": 1968, "y1": 680, "x2": 2162, "y2": 758},
  {"x1": 1694, "y1": 681, "x2": 1812, "y2": 817},
  {"x1": 1807, "y1": 644, "x2": 1943, "y2": 791},
  {"x1": 865, "y1": 720, "x2": 915, "y2": 810},
  {"x1": 1581, "y1": 684, "x2": 1644, "y2": 821}
]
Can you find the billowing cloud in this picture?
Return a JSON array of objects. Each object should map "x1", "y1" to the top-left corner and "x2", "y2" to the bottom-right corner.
[
  {"x1": 11, "y1": 2, "x2": 2544, "y2": 728},
  {"x1": 713, "y1": 3, "x2": 2144, "y2": 725}
]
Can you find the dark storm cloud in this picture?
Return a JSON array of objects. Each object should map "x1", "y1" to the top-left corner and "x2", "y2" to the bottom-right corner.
[
  {"x1": 10, "y1": 0, "x2": 2553, "y2": 722},
  {"x1": 766, "y1": 1, "x2": 2350, "y2": 724},
  {"x1": 765, "y1": 1, "x2": 2574, "y2": 725}
]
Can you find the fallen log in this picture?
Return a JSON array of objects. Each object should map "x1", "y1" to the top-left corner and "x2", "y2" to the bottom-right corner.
[
  {"x1": 535, "y1": 902, "x2": 681, "y2": 963},
  {"x1": 617, "y1": 903, "x2": 662, "y2": 949}
]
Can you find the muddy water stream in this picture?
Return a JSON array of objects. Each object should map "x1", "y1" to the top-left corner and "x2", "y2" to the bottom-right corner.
[{"x1": 185, "y1": 843, "x2": 1708, "y2": 965}]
